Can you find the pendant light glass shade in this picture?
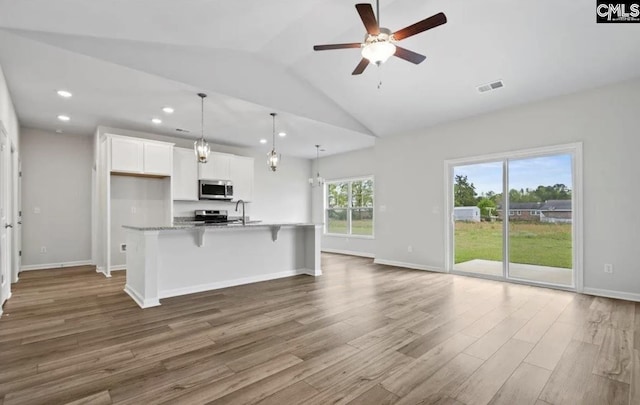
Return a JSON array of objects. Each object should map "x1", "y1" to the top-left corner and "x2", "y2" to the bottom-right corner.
[
  {"x1": 309, "y1": 144, "x2": 325, "y2": 186},
  {"x1": 194, "y1": 138, "x2": 210, "y2": 163},
  {"x1": 194, "y1": 93, "x2": 210, "y2": 163},
  {"x1": 267, "y1": 113, "x2": 281, "y2": 172}
]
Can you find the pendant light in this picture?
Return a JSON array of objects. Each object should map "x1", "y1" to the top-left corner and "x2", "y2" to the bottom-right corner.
[
  {"x1": 267, "y1": 113, "x2": 281, "y2": 172},
  {"x1": 194, "y1": 93, "x2": 210, "y2": 163},
  {"x1": 309, "y1": 145, "x2": 325, "y2": 187}
]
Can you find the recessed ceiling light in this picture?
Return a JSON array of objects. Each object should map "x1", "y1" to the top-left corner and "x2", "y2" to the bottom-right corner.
[
  {"x1": 278, "y1": 132, "x2": 287, "y2": 137},
  {"x1": 259, "y1": 139, "x2": 267, "y2": 144},
  {"x1": 57, "y1": 115, "x2": 70, "y2": 122},
  {"x1": 57, "y1": 90, "x2": 72, "y2": 98},
  {"x1": 162, "y1": 107, "x2": 174, "y2": 114},
  {"x1": 151, "y1": 118, "x2": 162, "y2": 124}
]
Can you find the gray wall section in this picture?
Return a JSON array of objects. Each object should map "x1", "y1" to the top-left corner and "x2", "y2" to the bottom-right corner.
[
  {"x1": 374, "y1": 78, "x2": 640, "y2": 296},
  {"x1": 110, "y1": 175, "x2": 169, "y2": 267},
  {"x1": 20, "y1": 128, "x2": 92, "y2": 266},
  {"x1": 312, "y1": 147, "x2": 376, "y2": 257}
]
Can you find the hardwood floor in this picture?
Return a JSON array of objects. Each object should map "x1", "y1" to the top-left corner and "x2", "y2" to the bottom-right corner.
[{"x1": 0, "y1": 253, "x2": 638, "y2": 404}]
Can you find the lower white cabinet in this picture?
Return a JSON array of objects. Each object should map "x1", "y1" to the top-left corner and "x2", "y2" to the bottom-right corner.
[
  {"x1": 173, "y1": 148, "x2": 198, "y2": 200},
  {"x1": 230, "y1": 155, "x2": 254, "y2": 202}
]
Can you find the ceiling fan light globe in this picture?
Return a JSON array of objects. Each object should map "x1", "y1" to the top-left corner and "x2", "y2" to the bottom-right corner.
[{"x1": 362, "y1": 41, "x2": 396, "y2": 65}]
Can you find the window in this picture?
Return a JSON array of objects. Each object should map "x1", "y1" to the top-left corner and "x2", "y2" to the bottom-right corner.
[
  {"x1": 516, "y1": 210, "x2": 522, "y2": 215},
  {"x1": 326, "y1": 177, "x2": 374, "y2": 236},
  {"x1": 509, "y1": 210, "x2": 515, "y2": 216}
]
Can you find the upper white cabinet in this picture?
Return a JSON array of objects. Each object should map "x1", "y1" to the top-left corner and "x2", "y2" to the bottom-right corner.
[
  {"x1": 230, "y1": 156, "x2": 254, "y2": 202},
  {"x1": 109, "y1": 135, "x2": 173, "y2": 176},
  {"x1": 111, "y1": 137, "x2": 143, "y2": 173},
  {"x1": 173, "y1": 148, "x2": 198, "y2": 201},
  {"x1": 144, "y1": 142, "x2": 173, "y2": 176},
  {"x1": 198, "y1": 152, "x2": 231, "y2": 180}
]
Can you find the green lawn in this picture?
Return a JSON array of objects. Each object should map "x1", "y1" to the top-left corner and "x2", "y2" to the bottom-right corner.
[
  {"x1": 327, "y1": 219, "x2": 373, "y2": 236},
  {"x1": 455, "y1": 221, "x2": 572, "y2": 268}
]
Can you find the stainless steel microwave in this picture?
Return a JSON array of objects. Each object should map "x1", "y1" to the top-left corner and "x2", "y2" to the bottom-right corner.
[{"x1": 199, "y1": 180, "x2": 233, "y2": 200}]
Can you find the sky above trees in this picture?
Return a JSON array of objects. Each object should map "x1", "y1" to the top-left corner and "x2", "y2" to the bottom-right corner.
[{"x1": 453, "y1": 154, "x2": 572, "y2": 196}]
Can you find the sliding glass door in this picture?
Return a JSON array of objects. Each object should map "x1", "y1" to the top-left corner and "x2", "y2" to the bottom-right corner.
[
  {"x1": 453, "y1": 162, "x2": 504, "y2": 277},
  {"x1": 448, "y1": 146, "x2": 579, "y2": 289},
  {"x1": 507, "y1": 155, "x2": 573, "y2": 286}
]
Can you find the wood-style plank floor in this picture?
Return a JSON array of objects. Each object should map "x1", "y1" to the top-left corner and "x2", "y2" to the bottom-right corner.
[{"x1": 0, "y1": 253, "x2": 638, "y2": 404}]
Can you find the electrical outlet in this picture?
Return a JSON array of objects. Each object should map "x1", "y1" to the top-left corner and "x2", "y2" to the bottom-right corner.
[
  {"x1": 34, "y1": 207, "x2": 41, "y2": 214},
  {"x1": 40, "y1": 246, "x2": 47, "y2": 253},
  {"x1": 120, "y1": 243, "x2": 127, "y2": 252},
  {"x1": 407, "y1": 245, "x2": 413, "y2": 253},
  {"x1": 604, "y1": 264, "x2": 613, "y2": 274}
]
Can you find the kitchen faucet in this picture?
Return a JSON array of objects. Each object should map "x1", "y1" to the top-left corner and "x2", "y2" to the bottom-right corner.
[{"x1": 235, "y1": 200, "x2": 246, "y2": 225}]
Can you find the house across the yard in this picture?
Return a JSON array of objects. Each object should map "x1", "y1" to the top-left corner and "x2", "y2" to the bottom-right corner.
[{"x1": 496, "y1": 199, "x2": 572, "y2": 222}]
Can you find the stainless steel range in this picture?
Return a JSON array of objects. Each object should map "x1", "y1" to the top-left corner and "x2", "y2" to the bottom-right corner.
[{"x1": 194, "y1": 210, "x2": 228, "y2": 223}]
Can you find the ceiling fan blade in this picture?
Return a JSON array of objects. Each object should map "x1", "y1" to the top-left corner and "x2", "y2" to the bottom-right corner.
[
  {"x1": 313, "y1": 43, "x2": 362, "y2": 51},
  {"x1": 352, "y1": 58, "x2": 370, "y2": 75},
  {"x1": 355, "y1": 3, "x2": 380, "y2": 35},
  {"x1": 394, "y1": 46, "x2": 426, "y2": 64},
  {"x1": 392, "y1": 12, "x2": 447, "y2": 41}
]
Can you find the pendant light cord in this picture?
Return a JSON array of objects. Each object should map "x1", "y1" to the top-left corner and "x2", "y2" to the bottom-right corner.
[
  {"x1": 198, "y1": 93, "x2": 207, "y2": 143},
  {"x1": 271, "y1": 113, "x2": 277, "y2": 149}
]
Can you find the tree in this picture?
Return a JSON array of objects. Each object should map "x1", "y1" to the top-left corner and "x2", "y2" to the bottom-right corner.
[
  {"x1": 454, "y1": 175, "x2": 477, "y2": 207},
  {"x1": 477, "y1": 197, "x2": 497, "y2": 220}
]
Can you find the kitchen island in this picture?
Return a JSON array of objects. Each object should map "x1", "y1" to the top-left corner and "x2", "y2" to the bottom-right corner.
[{"x1": 123, "y1": 222, "x2": 322, "y2": 308}]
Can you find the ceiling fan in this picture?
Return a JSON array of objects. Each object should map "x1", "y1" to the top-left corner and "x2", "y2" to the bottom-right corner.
[{"x1": 313, "y1": 1, "x2": 447, "y2": 75}]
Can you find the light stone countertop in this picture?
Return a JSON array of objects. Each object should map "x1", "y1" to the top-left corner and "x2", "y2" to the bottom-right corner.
[{"x1": 123, "y1": 222, "x2": 320, "y2": 232}]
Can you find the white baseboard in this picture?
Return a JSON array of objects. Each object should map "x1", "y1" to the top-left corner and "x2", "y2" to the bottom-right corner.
[
  {"x1": 322, "y1": 248, "x2": 375, "y2": 258},
  {"x1": 582, "y1": 287, "x2": 640, "y2": 302},
  {"x1": 159, "y1": 269, "x2": 313, "y2": 299},
  {"x1": 20, "y1": 260, "x2": 94, "y2": 272},
  {"x1": 374, "y1": 258, "x2": 445, "y2": 273},
  {"x1": 110, "y1": 265, "x2": 126, "y2": 271},
  {"x1": 124, "y1": 284, "x2": 160, "y2": 308}
]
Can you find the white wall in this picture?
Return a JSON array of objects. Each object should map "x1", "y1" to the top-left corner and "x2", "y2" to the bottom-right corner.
[
  {"x1": 312, "y1": 147, "x2": 376, "y2": 257},
  {"x1": 20, "y1": 128, "x2": 92, "y2": 267},
  {"x1": 110, "y1": 175, "x2": 170, "y2": 267},
  {"x1": 375, "y1": 78, "x2": 640, "y2": 299}
]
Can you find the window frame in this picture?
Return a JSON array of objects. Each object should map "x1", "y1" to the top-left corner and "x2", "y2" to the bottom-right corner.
[{"x1": 324, "y1": 176, "x2": 374, "y2": 239}]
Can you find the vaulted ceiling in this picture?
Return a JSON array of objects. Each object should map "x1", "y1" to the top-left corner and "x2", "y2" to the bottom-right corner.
[{"x1": 0, "y1": 0, "x2": 638, "y2": 157}]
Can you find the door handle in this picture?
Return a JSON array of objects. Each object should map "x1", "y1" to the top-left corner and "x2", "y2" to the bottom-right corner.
[
  {"x1": 17, "y1": 221, "x2": 22, "y2": 225},
  {"x1": 5, "y1": 224, "x2": 13, "y2": 229}
]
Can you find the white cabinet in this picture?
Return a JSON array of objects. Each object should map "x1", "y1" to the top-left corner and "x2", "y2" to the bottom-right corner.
[
  {"x1": 198, "y1": 152, "x2": 231, "y2": 180},
  {"x1": 173, "y1": 148, "x2": 198, "y2": 201},
  {"x1": 111, "y1": 137, "x2": 143, "y2": 173},
  {"x1": 230, "y1": 156, "x2": 254, "y2": 202},
  {"x1": 143, "y1": 143, "x2": 173, "y2": 176},
  {"x1": 109, "y1": 136, "x2": 173, "y2": 176}
]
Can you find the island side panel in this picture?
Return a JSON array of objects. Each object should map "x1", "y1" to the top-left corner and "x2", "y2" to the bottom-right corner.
[
  {"x1": 124, "y1": 229, "x2": 161, "y2": 308},
  {"x1": 156, "y1": 226, "x2": 312, "y2": 299},
  {"x1": 304, "y1": 225, "x2": 322, "y2": 276}
]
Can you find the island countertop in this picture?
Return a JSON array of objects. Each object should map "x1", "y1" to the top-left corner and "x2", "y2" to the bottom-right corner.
[{"x1": 122, "y1": 222, "x2": 320, "y2": 232}]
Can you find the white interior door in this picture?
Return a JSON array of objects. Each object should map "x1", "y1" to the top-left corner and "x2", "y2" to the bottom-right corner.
[
  {"x1": 11, "y1": 153, "x2": 20, "y2": 283},
  {"x1": 0, "y1": 129, "x2": 8, "y2": 307}
]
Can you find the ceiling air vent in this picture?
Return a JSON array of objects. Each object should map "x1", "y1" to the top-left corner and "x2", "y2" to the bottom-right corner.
[
  {"x1": 477, "y1": 80, "x2": 504, "y2": 94},
  {"x1": 176, "y1": 128, "x2": 191, "y2": 133}
]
